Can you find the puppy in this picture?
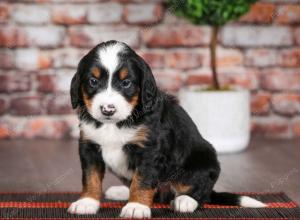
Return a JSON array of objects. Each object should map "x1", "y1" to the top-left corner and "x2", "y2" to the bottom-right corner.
[{"x1": 68, "y1": 40, "x2": 266, "y2": 218}]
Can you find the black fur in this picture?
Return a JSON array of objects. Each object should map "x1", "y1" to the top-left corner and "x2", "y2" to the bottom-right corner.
[
  {"x1": 79, "y1": 140, "x2": 105, "y2": 188},
  {"x1": 71, "y1": 40, "x2": 254, "y2": 210}
]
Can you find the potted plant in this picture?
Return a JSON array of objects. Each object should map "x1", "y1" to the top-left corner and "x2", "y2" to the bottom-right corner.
[{"x1": 168, "y1": 0, "x2": 257, "y2": 153}]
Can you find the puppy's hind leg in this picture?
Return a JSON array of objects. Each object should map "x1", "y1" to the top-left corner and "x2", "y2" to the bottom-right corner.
[
  {"x1": 171, "y1": 183, "x2": 199, "y2": 213},
  {"x1": 170, "y1": 169, "x2": 218, "y2": 213}
]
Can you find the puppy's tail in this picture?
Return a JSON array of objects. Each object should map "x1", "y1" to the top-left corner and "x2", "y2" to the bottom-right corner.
[{"x1": 210, "y1": 191, "x2": 267, "y2": 208}]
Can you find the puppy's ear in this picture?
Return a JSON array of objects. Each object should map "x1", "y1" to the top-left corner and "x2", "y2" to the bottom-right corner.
[
  {"x1": 70, "y1": 72, "x2": 80, "y2": 109},
  {"x1": 137, "y1": 57, "x2": 158, "y2": 112}
]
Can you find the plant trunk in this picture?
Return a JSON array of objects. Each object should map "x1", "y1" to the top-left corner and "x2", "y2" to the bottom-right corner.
[{"x1": 210, "y1": 26, "x2": 220, "y2": 90}]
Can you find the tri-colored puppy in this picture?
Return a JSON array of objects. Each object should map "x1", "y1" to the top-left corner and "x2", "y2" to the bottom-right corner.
[{"x1": 68, "y1": 40, "x2": 266, "y2": 218}]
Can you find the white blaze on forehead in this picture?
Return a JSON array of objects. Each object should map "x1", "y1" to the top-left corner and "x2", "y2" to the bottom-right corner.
[
  {"x1": 97, "y1": 42, "x2": 124, "y2": 75},
  {"x1": 90, "y1": 42, "x2": 132, "y2": 123}
]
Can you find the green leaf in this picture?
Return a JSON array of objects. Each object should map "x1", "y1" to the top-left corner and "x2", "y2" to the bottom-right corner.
[{"x1": 167, "y1": 0, "x2": 258, "y2": 26}]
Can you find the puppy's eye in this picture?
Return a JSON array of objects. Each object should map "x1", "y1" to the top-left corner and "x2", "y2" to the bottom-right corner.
[
  {"x1": 89, "y1": 77, "x2": 99, "y2": 88},
  {"x1": 121, "y1": 79, "x2": 132, "y2": 89}
]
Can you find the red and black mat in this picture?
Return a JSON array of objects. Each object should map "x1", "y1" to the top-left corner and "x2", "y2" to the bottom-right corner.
[{"x1": 0, "y1": 192, "x2": 299, "y2": 219}]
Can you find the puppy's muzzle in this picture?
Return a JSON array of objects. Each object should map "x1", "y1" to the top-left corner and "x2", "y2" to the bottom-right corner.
[{"x1": 100, "y1": 104, "x2": 116, "y2": 117}]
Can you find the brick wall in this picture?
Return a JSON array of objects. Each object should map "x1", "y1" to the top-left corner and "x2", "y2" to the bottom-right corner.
[{"x1": 0, "y1": 0, "x2": 299, "y2": 139}]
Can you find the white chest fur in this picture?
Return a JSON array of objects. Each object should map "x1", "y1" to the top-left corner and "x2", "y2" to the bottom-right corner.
[{"x1": 81, "y1": 122, "x2": 137, "y2": 179}]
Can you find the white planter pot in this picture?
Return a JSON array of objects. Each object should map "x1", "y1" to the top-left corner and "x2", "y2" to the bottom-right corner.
[{"x1": 179, "y1": 88, "x2": 250, "y2": 154}]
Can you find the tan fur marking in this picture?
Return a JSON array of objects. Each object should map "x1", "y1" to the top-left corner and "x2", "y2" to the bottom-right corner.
[
  {"x1": 81, "y1": 167, "x2": 104, "y2": 200},
  {"x1": 92, "y1": 67, "x2": 101, "y2": 78},
  {"x1": 131, "y1": 126, "x2": 149, "y2": 148},
  {"x1": 81, "y1": 86, "x2": 92, "y2": 110},
  {"x1": 171, "y1": 182, "x2": 191, "y2": 195},
  {"x1": 129, "y1": 93, "x2": 139, "y2": 108},
  {"x1": 129, "y1": 172, "x2": 156, "y2": 206},
  {"x1": 119, "y1": 68, "x2": 128, "y2": 80},
  {"x1": 80, "y1": 130, "x2": 85, "y2": 140}
]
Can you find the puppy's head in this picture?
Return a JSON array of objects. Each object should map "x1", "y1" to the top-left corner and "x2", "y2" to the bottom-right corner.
[{"x1": 70, "y1": 40, "x2": 157, "y2": 123}]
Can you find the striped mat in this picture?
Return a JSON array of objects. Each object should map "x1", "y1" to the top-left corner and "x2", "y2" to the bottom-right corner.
[{"x1": 0, "y1": 192, "x2": 299, "y2": 219}]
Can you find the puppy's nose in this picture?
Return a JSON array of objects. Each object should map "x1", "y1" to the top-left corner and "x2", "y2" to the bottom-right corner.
[{"x1": 100, "y1": 104, "x2": 116, "y2": 116}]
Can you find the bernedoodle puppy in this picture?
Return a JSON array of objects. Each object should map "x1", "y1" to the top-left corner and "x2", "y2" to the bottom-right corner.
[{"x1": 68, "y1": 40, "x2": 266, "y2": 218}]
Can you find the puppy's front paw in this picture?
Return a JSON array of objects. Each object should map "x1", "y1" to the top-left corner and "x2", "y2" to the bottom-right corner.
[
  {"x1": 172, "y1": 195, "x2": 198, "y2": 213},
  {"x1": 68, "y1": 197, "x2": 100, "y2": 215},
  {"x1": 105, "y1": 185, "x2": 129, "y2": 201},
  {"x1": 120, "y1": 202, "x2": 151, "y2": 218}
]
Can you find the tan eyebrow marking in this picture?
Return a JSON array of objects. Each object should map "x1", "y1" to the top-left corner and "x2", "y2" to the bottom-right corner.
[
  {"x1": 119, "y1": 68, "x2": 128, "y2": 80},
  {"x1": 92, "y1": 67, "x2": 101, "y2": 78},
  {"x1": 129, "y1": 93, "x2": 139, "y2": 108},
  {"x1": 81, "y1": 86, "x2": 92, "y2": 110}
]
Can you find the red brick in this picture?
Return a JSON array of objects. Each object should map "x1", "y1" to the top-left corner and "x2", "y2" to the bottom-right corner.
[
  {"x1": 64, "y1": 115, "x2": 80, "y2": 138},
  {"x1": 153, "y1": 70, "x2": 182, "y2": 92},
  {"x1": 221, "y1": 68, "x2": 259, "y2": 90},
  {"x1": 138, "y1": 50, "x2": 165, "y2": 68},
  {"x1": 0, "y1": 117, "x2": 73, "y2": 139},
  {"x1": 38, "y1": 52, "x2": 53, "y2": 69},
  {"x1": 264, "y1": 0, "x2": 300, "y2": 2},
  {"x1": 292, "y1": 118, "x2": 300, "y2": 137},
  {"x1": 15, "y1": 49, "x2": 39, "y2": 70},
  {"x1": 24, "y1": 119, "x2": 70, "y2": 139},
  {"x1": 275, "y1": 5, "x2": 300, "y2": 24},
  {"x1": 185, "y1": 68, "x2": 258, "y2": 89},
  {"x1": 278, "y1": 48, "x2": 300, "y2": 67},
  {"x1": 222, "y1": 26, "x2": 293, "y2": 47},
  {"x1": 47, "y1": 94, "x2": 72, "y2": 115},
  {"x1": 142, "y1": 26, "x2": 211, "y2": 47},
  {"x1": 0, "y1": 73, "x2": 31, "y2": 92},
  {"x1": 23, "y1": 26, "x2": 66, "y2": 48},
  {"x1": 163, "y1": 12, "x2": 190, "y2": 25},
  {"x1": 0, "y1": 124, "x2": 11, "y2": 139},
  {"x1": 199, "y1": 48, "x2": 244, "y2": 68},
  {"x1": 22, "y1": 118, "x2": 71, "y2": 139},
  {"x1": 10, "y1": 96, "x2": 44, "y2": 116},
  {"x1": 13, "y1": 5, "x2": 50, "y2": 24},
  {"x1": 0, "y1": 49, "x2": 14, "y2": 69},
  {"x1": 69, "y1": 26, "x2": 139, "y2": 48},
  {"x1": 165, "y1": 51, "x2": 202, "y2": 69},
  {"x1": 295, "y1": 28, "x2": 300, "y2": 45},
  {"x1": 271, "y1": 93, "x2": 300, "y2": 116},
  {"x1": 240, "y1": 2, "x2": 276, "y2": 23},
  {"x1": 17, "y1": 0, "x2": 50, "y2": 2},
  {"x1": 185, "y1": 74, "x2": 212, "y2": 86},
  {"x1": 215, "y1": 48, "x2": 243, "y2": 68},
  {"x1": 15, "y1": 49, "x2": 52, "y2": 70},
  {"x1": 51, "y1": 48, "x2": 88, "y2": 68},
  {"x1": 245, "y1": 49, "x2": 277, "y2": 67},
  {"x1": 55, "y1": 70, "x2": 74, "y2": 92},
  {"x1": 52, "y1": 5, "x2": 87, "y2": 25},
  {"x1": 87, "y1": 3, "x2": 123, "y2": 24},
  {"x1": 37, "y1": 74, "x2": 56, "y2": 93},
  {"x1": 261, "y1": 68, "x2": 300, "y2": 91},
  {"x1": 37, "y1": 70, "x2": 74, "y2": 93},
  {"x1": 0, "y1": 26, "x2": 65, "y2": 48},
  {"x1": 0, "y1": 3, "x2": 10, "y2": 23},
  {"x1": 0, "y1": 118, "x2": 22, "y2": 139},
  {"x1": 0, "y1": 27, "x2": 27, "y2": 48},
  {"x1": 251, "y1": 117, "x2": 291, "y2": 138},
  {"x1": 125, "y1": 3, "x2": 163, "y2": 24},
  {"x1": 251, "y1": 92, "x2": 271, "y2": 115},
  {"x1": 0, "y1": 98, "x2": 7, "y2": 115}
]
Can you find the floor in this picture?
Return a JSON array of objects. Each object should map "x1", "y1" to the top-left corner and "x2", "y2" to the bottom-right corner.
[{"x1": 0, "y1": 139, "x2": 299, "y2": 204}]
